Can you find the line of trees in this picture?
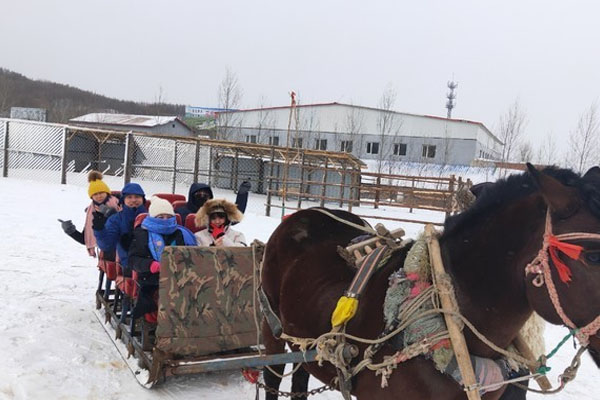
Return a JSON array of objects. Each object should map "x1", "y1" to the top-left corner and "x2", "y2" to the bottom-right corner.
[
  {"x1": 0, "y1": 68, "x2": 184, "y2": 123},
  {"x1": 496, "y1": 99, "x2": 599, "y2": 173}
]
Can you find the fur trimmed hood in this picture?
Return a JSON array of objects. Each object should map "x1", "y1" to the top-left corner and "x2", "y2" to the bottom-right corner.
[{"x1": 195, "y1": 199, "x2": 243, "y2": 227}]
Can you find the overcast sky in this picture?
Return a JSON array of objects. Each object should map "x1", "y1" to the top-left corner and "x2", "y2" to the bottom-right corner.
[{"x1": 2, "y1": 0, "x2": 600, "y2": 155}]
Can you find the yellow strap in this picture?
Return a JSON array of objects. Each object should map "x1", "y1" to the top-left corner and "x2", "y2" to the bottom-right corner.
[{"x1": 331, "y1": 296, "x2": 359, "y2": 327}]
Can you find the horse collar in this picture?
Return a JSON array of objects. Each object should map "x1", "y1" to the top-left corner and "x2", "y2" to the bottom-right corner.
[{"x1": 525, "y1": 209, "x2": 600, "y2": 345}]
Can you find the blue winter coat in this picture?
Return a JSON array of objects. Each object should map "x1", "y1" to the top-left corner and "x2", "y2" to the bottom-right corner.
[{"x1": 94, "y1": 204, "x2": 147, "y2": 272}]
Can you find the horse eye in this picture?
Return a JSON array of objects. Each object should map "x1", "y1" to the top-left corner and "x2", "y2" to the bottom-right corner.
[{"x1": 585, "y1": 252, "x2": 600, "y2": 264}]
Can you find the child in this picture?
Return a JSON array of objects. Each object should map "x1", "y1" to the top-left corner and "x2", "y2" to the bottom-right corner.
[
  {"x1": 128, "y1": 197, "x2": 196, "y2": 319},
  {"x1": 59, "y1": 170, "x2": 120, "y2": 257},
  {"x1": 93, "y1": 182, "x2": 147, "y2": 275},
  {"x1": 194, "y1": 199, "x2": 246, "y2": 246}
]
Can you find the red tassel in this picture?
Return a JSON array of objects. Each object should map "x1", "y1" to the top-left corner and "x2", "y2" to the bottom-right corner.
[
  {"x1": 549, "y1": 247, "x2": 573, "y2": 283},
  {"x1": 547, "y1": 235, "x2": 583, "y2": 284},
  {"x1": 548, "y1": 236, "x2": 583, "y2": 260}
]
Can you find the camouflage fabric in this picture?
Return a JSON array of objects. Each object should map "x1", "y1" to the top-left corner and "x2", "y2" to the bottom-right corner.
[{"x1": 155, "y1": 244, "x2": 263, "y2": 357}]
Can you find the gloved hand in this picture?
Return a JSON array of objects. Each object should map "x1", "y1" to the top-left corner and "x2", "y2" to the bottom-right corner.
[
  {"x1": 98, "y1": 204, "x2": 118, "y2": 218},
  {"x1": 92, "y1": 212, "x2": 107, "y2": 230},
  {"x1": 150, "y1": 261, "x2": 161, "y2": 274},
  {"x1": 58, "y1": 219, "x2": 77, "y2": 235}
]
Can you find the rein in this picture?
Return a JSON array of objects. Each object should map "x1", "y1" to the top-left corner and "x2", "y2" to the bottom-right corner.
[{"x1": 525, "y1": 209, "x2": 600, "y2": 345}]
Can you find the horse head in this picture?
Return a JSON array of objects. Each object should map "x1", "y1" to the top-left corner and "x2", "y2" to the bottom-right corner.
[{"x1": 524, "y1": 164, "x2": 600, "y2": 367}]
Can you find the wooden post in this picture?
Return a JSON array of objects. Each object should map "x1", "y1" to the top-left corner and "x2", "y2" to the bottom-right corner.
[
  {"x1": 2, "y1": 120, "x2": 8, "y2": 178},
  {"x1": 297, "y1": 153, "x2": 306, "y2": 209},
  {"x1": 320, "y1": 160, "x2": 328, "y2": 208},
  {"x1": 339, "y1": 162, "x2": 346, "y2": 208},
  {"x1": 409, "y1": 177, "x2": 415, "y2": 213},
  {"x1": 265, "y1": 148, "x2": 275, "y2": 217},
  {"x1": 447, "y1": 174, "x2": 456, "y2": 217},
  {"x1": 193, "y1": 141, "x2": 200, "y2": 183},
  {"x1": 513, "y1": 334, "x2": 552, "y2": 390},
  {"x1": 374, "y1": 175, "x2": 381, "y2": 209},
  {"x1": 60, "y1": 127, "x2": 68, "y2": 184},
  {"x1": 425, "y1": 224, "x2": 481, "y2": 400},
  {"x1": 233, "y1": 149, "x2": 239, "y2": 190},
  {"x1": 123, "y1": 131, "x2": 133, "y2": 185},
  {"x1": 171, "y1": 141, "x2": 178, "y2": 194}
]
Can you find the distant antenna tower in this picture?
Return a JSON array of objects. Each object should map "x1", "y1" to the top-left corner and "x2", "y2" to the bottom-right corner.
[{"x1": 446, "y1": 80, "x2": 458, "y2": 118}]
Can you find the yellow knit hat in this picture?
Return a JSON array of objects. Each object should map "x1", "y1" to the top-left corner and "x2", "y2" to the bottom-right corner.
[{"x1": 88, "y1": 170, "x2": 111, "y2": 198}]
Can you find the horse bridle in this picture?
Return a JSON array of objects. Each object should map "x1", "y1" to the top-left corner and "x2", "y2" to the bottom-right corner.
[{"x1": 525, "y1": 209, "x2": 600, "y2": 345}]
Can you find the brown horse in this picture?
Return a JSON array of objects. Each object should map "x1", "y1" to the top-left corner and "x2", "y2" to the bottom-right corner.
[{"x1": 260, "y1": 165, "x2": 600, "y2": 400}]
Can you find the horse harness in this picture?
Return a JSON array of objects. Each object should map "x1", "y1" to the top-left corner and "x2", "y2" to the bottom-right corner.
[{"x1": 525, "y1": 209, "x2": 600, "y2": 345}]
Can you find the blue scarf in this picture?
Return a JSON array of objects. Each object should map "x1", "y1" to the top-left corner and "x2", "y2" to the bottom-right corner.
[{"x1": 142, "y1": 216, "x2": 197, "y2": 261}]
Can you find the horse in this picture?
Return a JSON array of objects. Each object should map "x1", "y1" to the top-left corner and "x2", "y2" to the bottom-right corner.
[{"x1": 260, "y1": 165, "x2": 600, "y2": 400}]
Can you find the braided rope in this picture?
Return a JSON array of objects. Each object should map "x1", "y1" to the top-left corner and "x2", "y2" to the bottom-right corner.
[{"x1": 525, "y1": 210, "x2": 600, "y2": 345}]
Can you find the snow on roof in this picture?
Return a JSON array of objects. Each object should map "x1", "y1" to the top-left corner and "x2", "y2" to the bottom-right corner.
[{"x1": 70, "y1": 113, "x2": 181, "y2": 128}]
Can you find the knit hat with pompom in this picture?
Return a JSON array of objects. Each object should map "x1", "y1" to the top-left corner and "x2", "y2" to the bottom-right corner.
[{"x1": 87, "y1": 170, "x2": 111, "y2": 198}]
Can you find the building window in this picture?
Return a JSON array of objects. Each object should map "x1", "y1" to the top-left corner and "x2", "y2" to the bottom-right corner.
[
  {"x1": 269, "y1": 136, "x2": 279, "y2": 146},
  {"x1": 245, "y1": 135, "x2": 257, "y2": 143},
  {"x1": 393, "y1": 143, "x2": 407, "y2": 156},
  {"x1": 422, "y1": 145, "x2": 436, "y2": 158},
  {"x1": 315, "y1": 139, "x2": 327, "y2": 151},
  {"x1": 340, "y1": 140, "x2": 353, "y2": 153},
  {"x1": 366, "y1": 142, "x2": 379, "y2": 155},
  {"x1": 292, "y1": 138, "x2": 303, "y2": 148}
]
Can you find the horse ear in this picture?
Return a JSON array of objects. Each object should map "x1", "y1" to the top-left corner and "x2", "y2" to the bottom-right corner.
[
  {"x1": 526, "y1": 163, "x2": 580, "y2": 217},
  {"x1": 583, "y1": 166, "x2": 600, "y2": 181}
]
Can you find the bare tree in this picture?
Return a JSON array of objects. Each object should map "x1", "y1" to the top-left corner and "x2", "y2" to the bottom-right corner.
[
  {"x1": 343, "y1": 103, "x2": 364, "y2": 155},
  {"x1": 535, "y1": 132, "x2": 558, "y2": 166},
  {"x1": 217, "y1": 68, "x2": 243, "y2": 140},
  {"x1": 567, "y1": 101, "x2": 600, "y2": 173},
  {"x1": 376, "y1": 84, "x2": 403, "y2": 175},
  {"x1": 50, "y1": 98, "x2": 75, "y2": 122},
  {"x1": 517, "y1": 140, "x2": 534, "y2": 162},
  {"x1": 255, "y1": 96, "x2": 274, "y2": 144},
  {"x1": 497, "y1": 100, "x2": 527, "y2": 163}
]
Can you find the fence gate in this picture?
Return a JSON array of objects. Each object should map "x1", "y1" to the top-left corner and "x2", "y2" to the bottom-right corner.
[{"x1": 3, "y1": 120, "x2": 65, "y2": 183}]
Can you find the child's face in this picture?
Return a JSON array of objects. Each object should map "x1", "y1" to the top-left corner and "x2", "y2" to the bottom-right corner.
[
  {"x1": 124, "y1": 194, "x2": 144, "y2": 208},
  {"x1": 210, "y1": 213, "x2": 226, "y2": 227},
  {"x1": 92, "y1": 192, "x2": 108, "y2": 203}
]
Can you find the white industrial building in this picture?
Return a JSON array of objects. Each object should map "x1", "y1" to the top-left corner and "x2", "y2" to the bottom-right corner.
[
  {"x1": 70, "y1": 113, "x2": 194, "y2": 137},
  {"x1": 217, "y1": 102, "x2": 501, "y2": 165}
]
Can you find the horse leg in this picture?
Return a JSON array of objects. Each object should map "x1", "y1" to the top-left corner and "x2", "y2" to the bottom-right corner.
[
  {"x1": 290, "y1": 363, "x2": 310, "y2": 400},
  {"x1": 262, "y1": 319, "x2": 286, "y2": 400}
]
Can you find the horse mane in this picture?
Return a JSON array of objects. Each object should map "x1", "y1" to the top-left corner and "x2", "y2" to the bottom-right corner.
[{"x1": 443, "y1": 166, "x2": 600, "y2": 237}]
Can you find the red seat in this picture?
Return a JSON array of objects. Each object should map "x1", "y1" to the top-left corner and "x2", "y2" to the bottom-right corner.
[
  {"x1": 185, "y1": 213, "x2": 206, "y2": 233},
  {"x1": 97, "y1": 250, "x2": 118, "y2": 280},
  {"x1": 172, "y1": 200, "x2": 187, "y2": 211},
  {"x1": 134, "y1": 213, "x2": 148, "y2": 228},
  {"x1": 154, "y1": 193, "x2": 186, "y2": 204},
  {"x1": 116, "y1": 263, "x2": 137, "y2": 298}
]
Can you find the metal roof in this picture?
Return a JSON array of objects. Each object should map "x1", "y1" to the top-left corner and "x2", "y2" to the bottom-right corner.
[{"x1": 70, "y1": 113, "x2": 184, "y2": 128}]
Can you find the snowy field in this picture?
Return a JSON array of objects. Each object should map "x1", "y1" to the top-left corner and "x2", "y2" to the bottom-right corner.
[{"x1": 0, "y1": 177, "x2": 598, "y2": 399}]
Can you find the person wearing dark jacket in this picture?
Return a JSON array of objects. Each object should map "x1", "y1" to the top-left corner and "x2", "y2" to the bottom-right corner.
[
  {"x1": 175, "y1": 183, "x2": 214, "y2": 222},
  {"x1": 93, "y1": 182, "x2": 147, "y2": 275},
  {"x1": 129, "y1": 197, "x2": 196, "y2": 319}
]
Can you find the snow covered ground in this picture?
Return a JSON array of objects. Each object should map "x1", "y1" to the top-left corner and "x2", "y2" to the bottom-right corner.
[{"x1": 0, "y1": 177, "x2": 597, "y2": 399}]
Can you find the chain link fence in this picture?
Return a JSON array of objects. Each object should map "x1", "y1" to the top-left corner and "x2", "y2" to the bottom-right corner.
[{"x1": 0, "y1": 119, "x2": 363, "y2": 209}]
